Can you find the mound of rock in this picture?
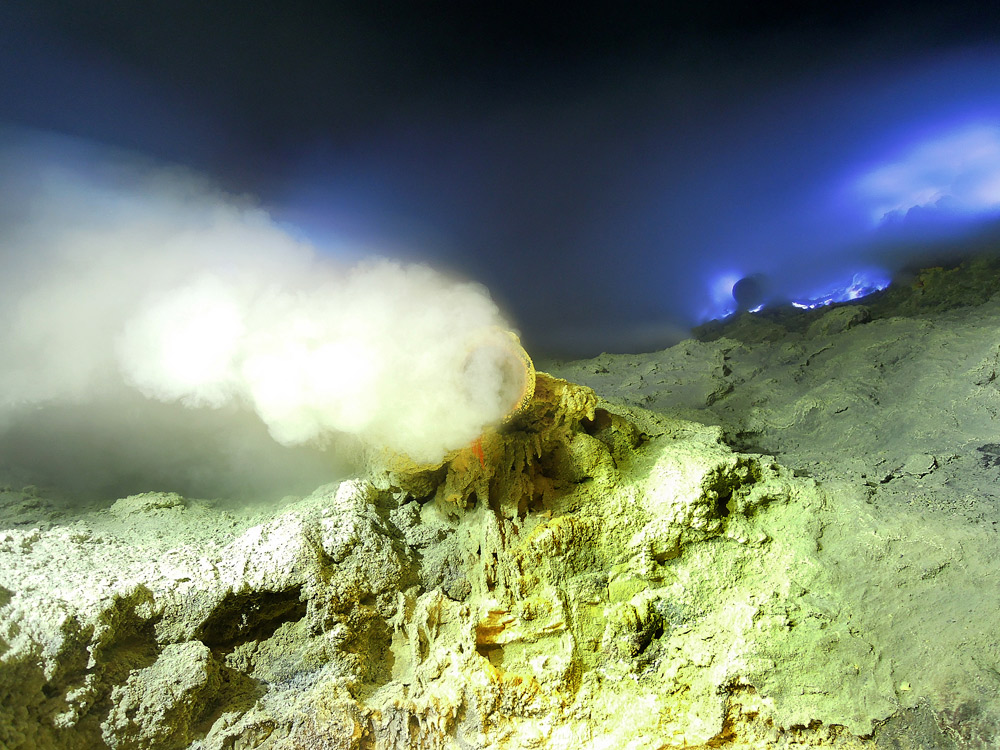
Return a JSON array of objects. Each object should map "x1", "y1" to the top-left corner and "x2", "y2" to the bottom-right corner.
[{"x1": 0, "y1": 372, "x2": 909, "y2": 748}]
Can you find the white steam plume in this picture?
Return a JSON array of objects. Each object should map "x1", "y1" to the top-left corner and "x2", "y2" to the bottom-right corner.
[{"x1": 0, "y1": 131, "x2": 516, "y2": 467}]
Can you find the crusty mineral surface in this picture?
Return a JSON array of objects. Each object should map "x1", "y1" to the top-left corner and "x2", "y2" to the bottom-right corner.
[
  {"x1": 7, "y1": 262, "x2": 1000, "y2": 748},
  {"x1": 0, "y1": 373, "x2": 906, "y2": 748}
]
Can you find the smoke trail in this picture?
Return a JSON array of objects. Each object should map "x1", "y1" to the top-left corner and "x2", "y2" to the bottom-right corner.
[{"x1": 0, "y1": 130, "x2": 517, "y2": 479}]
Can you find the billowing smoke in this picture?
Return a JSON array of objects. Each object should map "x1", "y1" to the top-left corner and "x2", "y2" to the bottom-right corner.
[{"x1": 0, "y1": 131, "x2": 518, "y2": 499}]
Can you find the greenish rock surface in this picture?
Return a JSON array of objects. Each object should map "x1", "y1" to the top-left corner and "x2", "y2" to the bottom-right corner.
[{"x1": 4, "y1": 266, "x2": 1000, "y2": 748}]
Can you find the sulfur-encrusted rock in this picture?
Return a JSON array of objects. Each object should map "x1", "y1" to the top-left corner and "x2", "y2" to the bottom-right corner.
[{"x1": 0, "y1": 373, "x2": 901, "y2": 749}]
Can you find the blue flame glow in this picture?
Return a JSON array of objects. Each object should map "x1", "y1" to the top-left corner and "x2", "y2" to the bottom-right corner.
[
  {"x1": 790, "y1": 270, "x2": 891, "y2": 310},
  {"x1": 703, "y1": 272, "x2": 745, "y2": 319},
  {"x1": 702, "y1": 269, "x2": 891, "y2": 321}
]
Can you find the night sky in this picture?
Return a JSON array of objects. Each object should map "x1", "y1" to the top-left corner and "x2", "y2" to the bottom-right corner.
[{"x1": 5, "y1": 1, "x2": 1000, "y2": 356}]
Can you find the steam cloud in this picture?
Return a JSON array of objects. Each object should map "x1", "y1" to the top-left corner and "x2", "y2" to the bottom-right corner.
[{"x1": 0, "y1": 131, "x2": 517, "y2": 490}]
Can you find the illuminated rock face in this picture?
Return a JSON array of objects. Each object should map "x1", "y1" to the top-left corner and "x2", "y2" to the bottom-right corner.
[
  {"x1": 0, "y1": 372, "x2": 901, "y2": 749},
  {"x1": 7, "y1": 259, "x2": 1000, "y2": 750}
]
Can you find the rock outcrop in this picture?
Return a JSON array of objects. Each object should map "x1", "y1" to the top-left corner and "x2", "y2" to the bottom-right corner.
[{"x1": 0, "y1": 372, "x2": 902, "y2": 748}]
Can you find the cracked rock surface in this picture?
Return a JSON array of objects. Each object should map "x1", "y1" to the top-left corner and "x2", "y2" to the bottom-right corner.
[
  {"x1": 3, "y1": 263, "x2": 1000, "y2": 748},
  {"x1": 553, "y1": 263, "x2": 1000, "y2": 748}
]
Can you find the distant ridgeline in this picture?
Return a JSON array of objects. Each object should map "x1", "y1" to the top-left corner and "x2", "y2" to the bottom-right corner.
[{"x1": 694, "y1": 254, "x2": 1000, "y2": 344}]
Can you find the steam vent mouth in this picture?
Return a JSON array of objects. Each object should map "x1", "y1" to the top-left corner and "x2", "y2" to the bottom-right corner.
[{"x1": 459, "y1": 329, "x2": 536, "y2": 423}]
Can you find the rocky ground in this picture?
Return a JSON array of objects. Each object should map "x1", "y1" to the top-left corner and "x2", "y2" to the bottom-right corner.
[{"x1": 3, "y1": 259, "x2": 1000, "y2": 748}]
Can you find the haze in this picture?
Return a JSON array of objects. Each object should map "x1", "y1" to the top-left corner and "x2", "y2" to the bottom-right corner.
[{"x1": 2, "y1": 2, "x2": 1000, "y2": 499}]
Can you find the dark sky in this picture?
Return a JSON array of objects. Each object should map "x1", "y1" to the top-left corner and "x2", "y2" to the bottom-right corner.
[{"x1": 5, "y1": 1, "x2": 1000, "y2": 355}]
